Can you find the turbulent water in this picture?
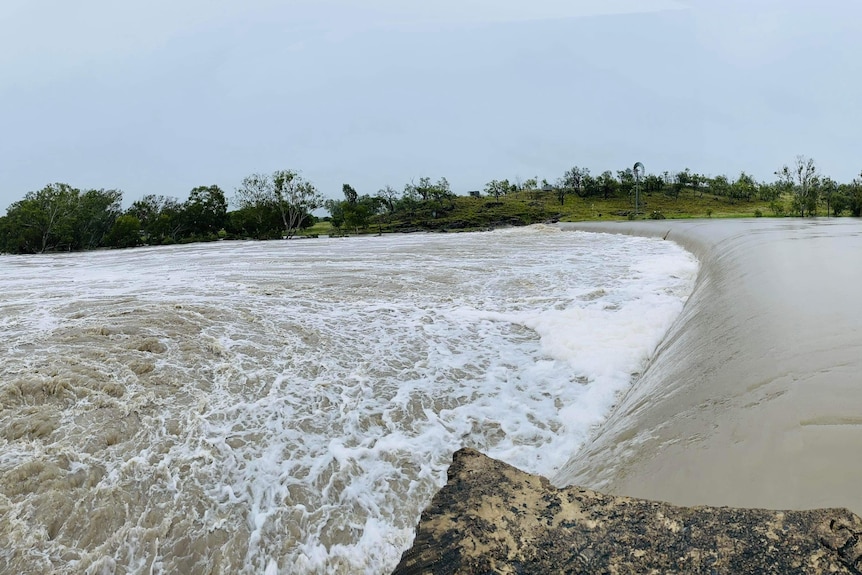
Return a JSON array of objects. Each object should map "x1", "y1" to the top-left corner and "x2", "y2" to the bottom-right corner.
[{"x1": 0, "y1": 225, "x2": 698, "y2": 574}]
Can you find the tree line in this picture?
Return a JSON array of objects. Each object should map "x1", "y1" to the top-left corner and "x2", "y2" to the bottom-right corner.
[
  {"x1": 552, "y1": 156, "x2": 862, "y2": 217},
  {"x1": 0, "y1": 170, "x2": 323, "y2": 253},
  {"x1": 324, "y1": 177, "x2": 457, "y2": 235},
  {"x1": 320, "y1": 155, "x2": 862, "y2": 231},
  {"x1": 3, "y1": 156, "x2": 862, "y2": 253}
]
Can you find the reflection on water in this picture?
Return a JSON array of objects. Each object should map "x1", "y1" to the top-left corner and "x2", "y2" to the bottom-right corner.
[{"x1": 0, "y1": 226, "x2": 697, "y2": 574}]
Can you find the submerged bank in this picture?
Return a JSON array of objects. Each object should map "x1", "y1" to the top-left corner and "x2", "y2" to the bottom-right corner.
[{"x1": 555, "y1": 219, "x2": 862, "y2": 515}]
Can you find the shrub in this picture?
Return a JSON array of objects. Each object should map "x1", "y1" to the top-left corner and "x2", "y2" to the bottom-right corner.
[{"x1": 769, "y1": 200, "x2": 786, "y2": 217}]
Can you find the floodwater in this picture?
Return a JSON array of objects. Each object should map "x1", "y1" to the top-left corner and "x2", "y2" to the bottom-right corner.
[
  {"x1": 557, "y1": 219, "x2": 862, "y2": 516},
  {"x1": 0, "y1": 226, "x2": 697, "y2": 574}
]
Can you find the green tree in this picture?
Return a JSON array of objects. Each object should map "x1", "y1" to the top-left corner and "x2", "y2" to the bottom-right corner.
[
  {"x1": 362, "y1": 195, "x2": 386, "y2": 233},
  {"x1": 671, "y1": 170, "x2": 690, "y2": 199},
  {"x1": 831, "y1": 189, "x2": 849, "y2": 216},
  {"x1": 560, "y1": 166, "x2": 589, "y2": 198},
  {"x1": 757, "y1": 181, "x2": 782, "y2": 202},
  {"x1": 617, "y1": 168, "x2": 635, "y2": 198},
  {"x1": 484, "y1": 179, "x2": 511, "y2": 201},
  {"x1": 0, "y1": 183, "x2": 124, "y2": 253},
  {"x1": 376, "y1": 185, "x2": 398, "y2": 214},
  {"x1": 820, "y1": 177, "x2": 838, "y2": 217},
  {"x1": 598, "y1": 171, "x2": 618, "y2": 200},
  {"x1": 229, "y1": 176, "x2": 279, "y2": 238},
  {"x1": 74, "y1": 188, "x2": 123, "y2": 249},
  {"x1": 127, "y1": 195, "x2": 184, "y2": 243},
  {"x1": 343, "y1": 198, "x2": 371, "y2": 233},
  {"x1": 730, "y1": 172, "x2": 757, "y2": 203},
  {"x1": 184, "y1": 185, "x2": 227, "y2": 237},
  {"x1": 0, "y1": 216, "x2": 9, "y2": 253},
  {"x1": 105, "y1": 214, "x2": 142, "y2": 248},
  {"x1": 324, "y1": 198, "x2": 345, "y2": 233},
  {"x1": 414, "y1": 177, "x2": 433, "y2": 201},
  {"x1": 127, "y1": 195, "x2": 163, "y2": 233},
  {"x1": 325, "y1": 193, "x2": 384, "y2": 234},
  {"x1": 429, "y1": 177, "x2": 455, "y2": 210},
  {"x1": 236, "y1": 170, "x2": 323, "y2": 239},
  {"x1": 845, "y1": 177, "x2": 862, "y2": 217},
  {"x1": 342, "y1": 184, "x2": 358, "y2": 204},
  {"x1": 398, "y1": 184, "x2": 421, "y2": 219},
  {"x1": 644, "y1": 174, "x2": 665, "y2": 195},
  {"x1": 689, "y1": 171, "x2": 703, "y2": 198},
  {"x1": 582, "y1": 174, "x2": 600, "y2": 199},
  {"x1": 153, "y1": 197, "x2": 186, "y2": 243},
  {"x1": 668, "y1": 179, "x2": 683, "y2": 199},
  {"x1": 709, "y1": 175, "x2": 731, "y2": 199},
  {"x1": 0, "y1": 201, "x2": 45, "y2": 253},
  {"x1": 2, "y1": 183, "x2": 78, "y2": 253},
  {"x1": 552, "y1": 178, "x2": 567, "y2": 205},
  {"x1": 273, "y1": 170, "x2": 321, "y2": 238},
  {"x1": 327, "y1": 184, "x2": 365, "y2": 234}
]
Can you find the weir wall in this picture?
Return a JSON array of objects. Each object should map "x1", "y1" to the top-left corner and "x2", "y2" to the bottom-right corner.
[{"x1": 555, "y1": 219, "x2": 862, "y2": 515}]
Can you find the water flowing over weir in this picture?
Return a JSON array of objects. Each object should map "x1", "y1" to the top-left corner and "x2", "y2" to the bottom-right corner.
[
  {"x1": 0, "y1": 226, "x2": 697, "y2": 574},
  {"x1": 555, "y1": 219, "x2": 862, "y2": 516}
]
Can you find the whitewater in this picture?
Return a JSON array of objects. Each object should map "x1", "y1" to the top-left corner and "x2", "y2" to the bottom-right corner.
[{"x1": 0, "y1": 225, "x2": 697, "y2": 574}]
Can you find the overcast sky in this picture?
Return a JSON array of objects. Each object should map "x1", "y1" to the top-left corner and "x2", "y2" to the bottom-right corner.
[{"x1": 2, "y1": 0, "x2": 860, "y2": 210}]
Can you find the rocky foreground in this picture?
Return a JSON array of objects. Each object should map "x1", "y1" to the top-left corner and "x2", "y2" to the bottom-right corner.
[{"x1": 392, "y1": 448, "x2": 862, "y2": 574}]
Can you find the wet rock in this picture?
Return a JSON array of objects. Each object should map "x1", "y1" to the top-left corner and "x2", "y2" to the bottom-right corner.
[{"x1": 393, "y1": 448, "x2": 862, "y2": 574}]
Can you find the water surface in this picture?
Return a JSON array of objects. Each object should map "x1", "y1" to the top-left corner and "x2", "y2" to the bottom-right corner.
[{"x1": 0, "y1": 226, "x2": 697, "y2": 574}]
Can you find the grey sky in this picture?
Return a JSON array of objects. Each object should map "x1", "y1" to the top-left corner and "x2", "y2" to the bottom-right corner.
[{"x1": 2, "y1": 0, "x2": 860, "y2": 211}]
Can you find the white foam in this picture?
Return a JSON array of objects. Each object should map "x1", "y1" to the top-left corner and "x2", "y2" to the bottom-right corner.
[{"x1": 0, "y1": 227, "x2": 697, "y2": 574}]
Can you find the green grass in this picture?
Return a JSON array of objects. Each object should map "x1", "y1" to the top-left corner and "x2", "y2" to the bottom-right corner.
[
  {"x1": 313, "y1": 190, "x2": 785, "y2": 236},
  {"x1": 297, "y1": 220, "x2": 333, "y2": 236},
  {"x1": 421, "y1": 190, "x2": 774, "y2": 228},
  {"x1": 549, "y1": 191, "x2": 774, "y2": 222}
]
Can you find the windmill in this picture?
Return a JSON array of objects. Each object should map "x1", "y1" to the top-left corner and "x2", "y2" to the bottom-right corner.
[{"x1": 633, "y1": 162, "x2": 645, "y2": 217}]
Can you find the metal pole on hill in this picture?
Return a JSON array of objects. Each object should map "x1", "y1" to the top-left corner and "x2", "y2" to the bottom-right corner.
[{"x1": 633, "y1": 162, "x2": 644, "y2": 217}]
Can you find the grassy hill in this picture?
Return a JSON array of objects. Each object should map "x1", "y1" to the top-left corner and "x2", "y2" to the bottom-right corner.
[{"x1": 305, "y1": 188, "x2": 777, "y2": 237}]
